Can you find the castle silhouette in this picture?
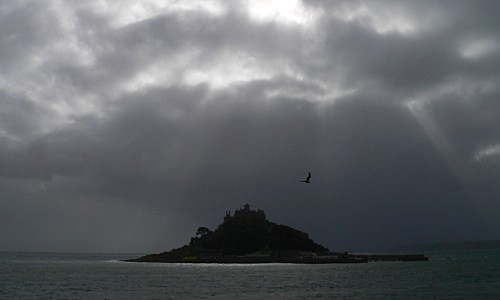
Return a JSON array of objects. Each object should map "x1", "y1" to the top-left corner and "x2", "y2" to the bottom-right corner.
[{"x1": 224, "y1": 203, "x2": 266, "y2": 222}]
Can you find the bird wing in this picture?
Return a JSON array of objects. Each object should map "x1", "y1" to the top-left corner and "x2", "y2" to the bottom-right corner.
[{"x1": 306, "y1": 172, "x2": 311, "y2": 180}]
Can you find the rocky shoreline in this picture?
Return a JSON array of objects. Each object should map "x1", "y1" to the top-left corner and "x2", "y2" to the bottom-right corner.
[{"x1": 125, "y1": 253, "x2": 428, "y2": 264}]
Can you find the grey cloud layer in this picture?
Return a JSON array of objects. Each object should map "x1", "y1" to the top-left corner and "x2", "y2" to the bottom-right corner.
[{"x1": 1, "y1": 1, "x2": 499, "y2": 252}]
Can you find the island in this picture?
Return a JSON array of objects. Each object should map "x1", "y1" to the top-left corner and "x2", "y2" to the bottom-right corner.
[{"x1": 126, "y1": 204, "x2": 428, "y2": 264}]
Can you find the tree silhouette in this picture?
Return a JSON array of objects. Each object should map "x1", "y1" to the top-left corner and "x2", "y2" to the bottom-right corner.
[{"x1": 196, "y1": 226, "x2": 211, "y2": 237}]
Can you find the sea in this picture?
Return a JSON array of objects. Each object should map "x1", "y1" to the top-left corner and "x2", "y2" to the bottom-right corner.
[{"x1": 1, "y1": 250, "x2": 499, "y2": 299}]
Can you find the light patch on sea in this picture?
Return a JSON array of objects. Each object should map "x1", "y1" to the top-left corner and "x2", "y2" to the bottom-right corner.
[{"x1": 1, "y1": 250, "x2": 499, "y2": 299}]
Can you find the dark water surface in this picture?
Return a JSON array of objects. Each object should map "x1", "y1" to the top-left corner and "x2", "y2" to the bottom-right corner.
[{"x1": 1, "y1": 250, "x2": 499, "y2": 299}]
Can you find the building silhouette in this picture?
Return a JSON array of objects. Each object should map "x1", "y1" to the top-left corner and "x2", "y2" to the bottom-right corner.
[{"x1": 224, "y1": 203, "x2": 266, "y2": 223}]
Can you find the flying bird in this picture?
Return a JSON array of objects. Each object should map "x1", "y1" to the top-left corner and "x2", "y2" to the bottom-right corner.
[{"x1": 300, "y1": 172, "x2": 311, "y2": 183}]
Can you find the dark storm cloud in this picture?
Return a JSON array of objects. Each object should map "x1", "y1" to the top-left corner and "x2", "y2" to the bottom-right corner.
[
  {"x1": 2, "y1": 83, "x2": 496, "y2": 251},
  {"x1": 302, "y1": 0, "x2": 500, "y2": 93},
  {"x1": 0, "y1": 1, "x2": 63, "y2": 71},
  {"x1": 1, "y1": 1, "x2": 499, "y2": 252},
  {"x1": 47, "y1": 6, "x2": 307, "y2": 97}
]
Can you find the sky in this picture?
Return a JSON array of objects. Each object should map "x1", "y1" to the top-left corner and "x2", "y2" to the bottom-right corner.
[{"x1": 1, "y1": 0, "x2": 500, "y2": 253}]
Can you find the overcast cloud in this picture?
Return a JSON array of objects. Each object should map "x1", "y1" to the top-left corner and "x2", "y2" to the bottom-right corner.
[{"x1": 1, "y1": 0, "x2": 499, "y2": 253}]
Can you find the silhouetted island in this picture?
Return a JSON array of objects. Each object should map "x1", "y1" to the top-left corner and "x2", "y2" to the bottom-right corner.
[{"x1": 127, "y1": 204, "x2": 428, "y2": 264}]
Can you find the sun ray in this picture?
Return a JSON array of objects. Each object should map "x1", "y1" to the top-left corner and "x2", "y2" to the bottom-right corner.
[{"x1": 405, "y1": 100, "x2": 470, "y2": 182}]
